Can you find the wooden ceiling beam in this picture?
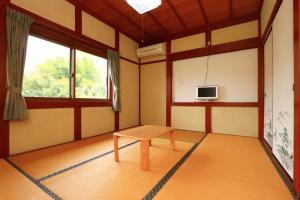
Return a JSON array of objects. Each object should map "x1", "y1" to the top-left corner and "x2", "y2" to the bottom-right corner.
[
  {"x1": 166, "y1": 0, "x2": 188, "y2": 31},
  {"x1": 229, "y1": 0, "x2": 233, "y2": 19},
  {"x1": 197, "y1": 0, "x2": 209, "y2": 26},
  {"x1": 147, "y1": 13, "x2": 170, "y2": 35},
  {"x1": 66, "y1": 0, "x2": 139, "y2": 43},
  {"x1": 259, "y1": 0, "x2": 264, "y2": 13},
  {"x1": 101, "y1": 0, "x2": 155, "y2": 41},
  {"x1": 141, "y1": 12, "x2": 259, "y2": 46}
]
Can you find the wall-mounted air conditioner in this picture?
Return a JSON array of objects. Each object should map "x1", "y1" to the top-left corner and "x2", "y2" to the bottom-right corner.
[{"x1": 137, "y1": 43, "x2": 165, "y2": 58}]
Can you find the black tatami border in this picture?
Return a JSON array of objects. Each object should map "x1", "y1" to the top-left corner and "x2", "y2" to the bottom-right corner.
[
  {"x1": 143, "y1": 134, "x2": 208, "y2": 200},
  {"x1": 5, "y1": 158, "x2": 62, "y2": 200},
  {"x1": 6, "y1": 135, "x2": 206, "y2": 200},
  {"x1": 37, "y1": 140, "x2": 139, "y2": 182},
  {"x1": 6, "y1": 140, "x2": 139, "y2": 200},
  {"x1": 260, "y1": 140, "x2": 299, "y2": 200}
]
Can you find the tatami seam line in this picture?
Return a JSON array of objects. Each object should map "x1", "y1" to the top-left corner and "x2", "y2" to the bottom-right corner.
[
  {"x1": 143, "y1": 134, "x2": 208, "y2": 200},
  {"x1": 37, "y1": 140, "x2": 139, "y2": 182},
  {"x1": 5, "y1": 158, "x2": 62, "y2": 200},
  {"x1": 5, "y1": 140, "x2": 139, "y2": 200}
]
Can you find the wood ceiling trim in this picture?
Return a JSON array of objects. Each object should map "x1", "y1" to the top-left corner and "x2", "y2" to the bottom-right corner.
[
  {"x1": 197, "y1": 0, "x2": 209, "y2": 25},
  {"x1": 66, "y1": 0, "x2": 139, "y2": 43},
  {"x1": 259, "y1": 0, "x2": 264, "y2": 13},
  {"x1": 166, "y1": 0, "x2": 188, "y2": 31},
  {"x1": 229, "y1": 0, "x2": 233, "y2": 19},
  {"x1": 101, "y1": 0, "x2": 155, "y2": 41},
  {"x1": 141, "y1": 12, "x2": 259, "y2": 46},
  {"x1": 147, "y1": 13, "x2": 170, "y2": 35}
]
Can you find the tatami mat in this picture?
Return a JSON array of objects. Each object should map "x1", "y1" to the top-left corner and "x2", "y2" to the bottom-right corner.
[
  {"x1": 0, "y1": 159, "x2": 51, "y2": 200},
  {"x1": 9, "y1": 133, "x2": 136, "y2": 179},
  {"x1": 41, "y1": 138, "x2": 194, "y2": 200},
  {"x1": 154, "y1": 134, "x2": 293, "y2": 200},
  {"x1": 1, "y1": 132, "x2": 294, "y2": 200},
  {"x1": 159, "y1": 129, "x2": 206, "y2": 143}
]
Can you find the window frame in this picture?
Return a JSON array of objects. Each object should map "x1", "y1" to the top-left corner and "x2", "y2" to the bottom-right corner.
[{"x1": 24, "y1": 31, "x2": 112, "y2": 109}]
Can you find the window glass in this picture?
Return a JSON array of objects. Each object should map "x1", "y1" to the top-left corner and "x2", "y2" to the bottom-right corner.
[
  {"x1": 23, "y1": 36, "x2": 70, "y2": 97},
  {"x1": 75, "y1": 50, "x2": 108, "y2": 99}
]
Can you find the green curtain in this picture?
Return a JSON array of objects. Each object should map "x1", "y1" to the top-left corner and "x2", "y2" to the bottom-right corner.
[
  {"x1": 107, "y1": 49, "x2": 121, "y2": 111},
  {"x1": 3, "y1": 8, "x2": 34, "y2": 120}
]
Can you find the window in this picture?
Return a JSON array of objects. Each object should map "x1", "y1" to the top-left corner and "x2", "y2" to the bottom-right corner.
[
  {"x1": 23, "y1": 36, "x2": 70, "y2": 98},
  {"x1": 75, "y1": 50, "x2": 107, "y2": 99},
  {"x1": 23, "y1": 36, "x2": 108, "y2": 100}
]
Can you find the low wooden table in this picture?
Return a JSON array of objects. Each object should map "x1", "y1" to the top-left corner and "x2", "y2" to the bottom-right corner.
[{"x1": 113, "y1": 125, "x2": 175, "y2": 170}]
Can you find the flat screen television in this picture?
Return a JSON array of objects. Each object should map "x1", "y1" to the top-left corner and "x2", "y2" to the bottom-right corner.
[{"x1": 196, "y1": 86, "x2": 218, "y2": 100}]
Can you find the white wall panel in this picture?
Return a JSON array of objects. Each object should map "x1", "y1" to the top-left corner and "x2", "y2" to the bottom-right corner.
[
  {"x1": 173, "y1": 49, "x2": 258, "y2": 102},
  {"x1": 272, "y1": 0, "x2": 294, "y2": 178},
  {"x1": 264, "y1": 31, "x2": 273, "y2": 147}
]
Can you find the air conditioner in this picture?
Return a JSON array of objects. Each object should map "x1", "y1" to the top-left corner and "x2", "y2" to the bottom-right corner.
[{"x1": 137, "y1": 43, "x2": 165, "y2": 58}]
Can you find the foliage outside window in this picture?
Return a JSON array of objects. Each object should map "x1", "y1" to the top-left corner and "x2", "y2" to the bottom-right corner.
[
  {"x1": 23, "y1": 36, "x2": 108, "y2": 99},
  {"x1": 75, "y1": 50, "x2": 107, "y2": 99}
]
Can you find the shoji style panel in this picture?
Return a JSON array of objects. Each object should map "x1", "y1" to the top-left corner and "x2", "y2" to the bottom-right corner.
[
  {"x1": 264, "y1": 31, "x2": 273, "y2": 147},
  {"x1": 272, "y1": 0, "x2": 294, "y2": 178}
]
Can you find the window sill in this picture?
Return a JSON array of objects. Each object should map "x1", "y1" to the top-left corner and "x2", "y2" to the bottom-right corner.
[{"x1": 25, "y1": 97, "x2": 112, "y2": 109}]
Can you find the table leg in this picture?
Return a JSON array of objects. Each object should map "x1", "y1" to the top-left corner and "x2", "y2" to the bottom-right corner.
[
  {"x1": 140, "y1": 140, "x2": 150, "y2": 170},
  {"x1": 114, "y1": 135, "x2": 119, "y2": 162},
  {"x1": 149, "y1": 140, "x2": 152, "y2": 146},
  {"x1": 170, "y1": 130, "x2": 175, "y2": 150}
]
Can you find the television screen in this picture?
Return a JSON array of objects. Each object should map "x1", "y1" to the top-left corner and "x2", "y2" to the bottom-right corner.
[{"x1": 196, "y1": 86, "x2": 218, "y2": 100}]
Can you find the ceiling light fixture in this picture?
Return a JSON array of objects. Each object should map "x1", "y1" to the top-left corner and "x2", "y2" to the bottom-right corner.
[{"x1": 126, "y1": 0, "x2": 161, "y2": 14}]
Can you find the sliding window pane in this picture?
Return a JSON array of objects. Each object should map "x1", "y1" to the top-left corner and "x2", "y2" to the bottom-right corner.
[
  {"x1": 23, "y1": 36, "x2": 70, "y2": 97},
  {"x1": 75, "y1": 50, "x2": 107, "y2": 99}
]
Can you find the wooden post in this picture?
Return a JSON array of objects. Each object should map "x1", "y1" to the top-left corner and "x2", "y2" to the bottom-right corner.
[{"x1": 140, "y1": 140, "x2": 150, "y2": 170}]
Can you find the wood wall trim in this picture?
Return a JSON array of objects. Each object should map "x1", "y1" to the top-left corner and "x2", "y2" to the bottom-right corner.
[
  {"x1": 74, "y1": 107, "x2": 81, "y2": 140},
  {"x1": 0, "y1": 0, "x2": 9, "y2": 158},
  {"x1": 75, "y1": 6, "x2": 82, "y2": 35},
  {"x1": 8, "y1": 4, "x2": 114, "y2": 53},
  {"x1": 25, "y1": 98, "x2": 112, "y2": 109},
  {"x1": 10, "y1": 125, "x2": 141, "y2": 157},
  {"x1": 258, "y1": 17, "x2": 264, "y2": 140},
  {"x1": 120, "y1": 56, "x2": 139, "y2": 65},
  {"x1": 261, "y1": 0, "x2": 283, "y2": 44},
  {"x1": 294, "y1": 0, "x2": 300, "y2": 197},
  {"x1": 139, "y1": 59, "x2": 141, "y2": 125},
  {"x1": 65, "y1": 0, "x2": 138, "y2": 43},
  {"x1": 171, "y1": 102, "x2": 259, "y2": 107},
  {"x1": 170, "y1": 37, "x2": 259, "y2": 61},
  {"x1": 205, "y1": 106, "x2": 211, "y2": 133},
  {"x1": 166, "y1": 41, "x2": 172, "y2": 126}
]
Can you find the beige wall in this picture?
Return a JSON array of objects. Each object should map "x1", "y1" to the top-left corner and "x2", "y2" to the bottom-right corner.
[
  {"x1": 119, "y1": 59, "x2": 139, "y2": 129},
  {"x1": 171, "y1": 33, "x2": 206, "y2": 53},
  {"x1": 212, "y1": 107, "x2": 258, "y2": 137},
  {"x1": 120, "y1": 33, "x2": 139, "y2": 62},
  {"x1": 82, "y1": 11, "x2": 115, "y2": 48},
  {"x1": 173, "y1": 48, "x2": 258, "y2": 102},
  {"x1": 171, "y1": 106, "x2": 205, "y2": 132},
  {"x1": 81, "y1": 107, "x2": 114, "y2": 138},
  {"x1": 9, "y1": 109, "x2": 74, "y2": 155},
  {"x1": 212, "y1": 21, "x2": 258, "y2": 45},
  {"x1": 141, "y1": 62, "x2": 166, "y2": 126},
  {"x1": 11, "y1": 0, "x2": 75, "y2": 31},
  {"x1": 261, "y1": 0, "x2": 277, "y2": 35}
]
